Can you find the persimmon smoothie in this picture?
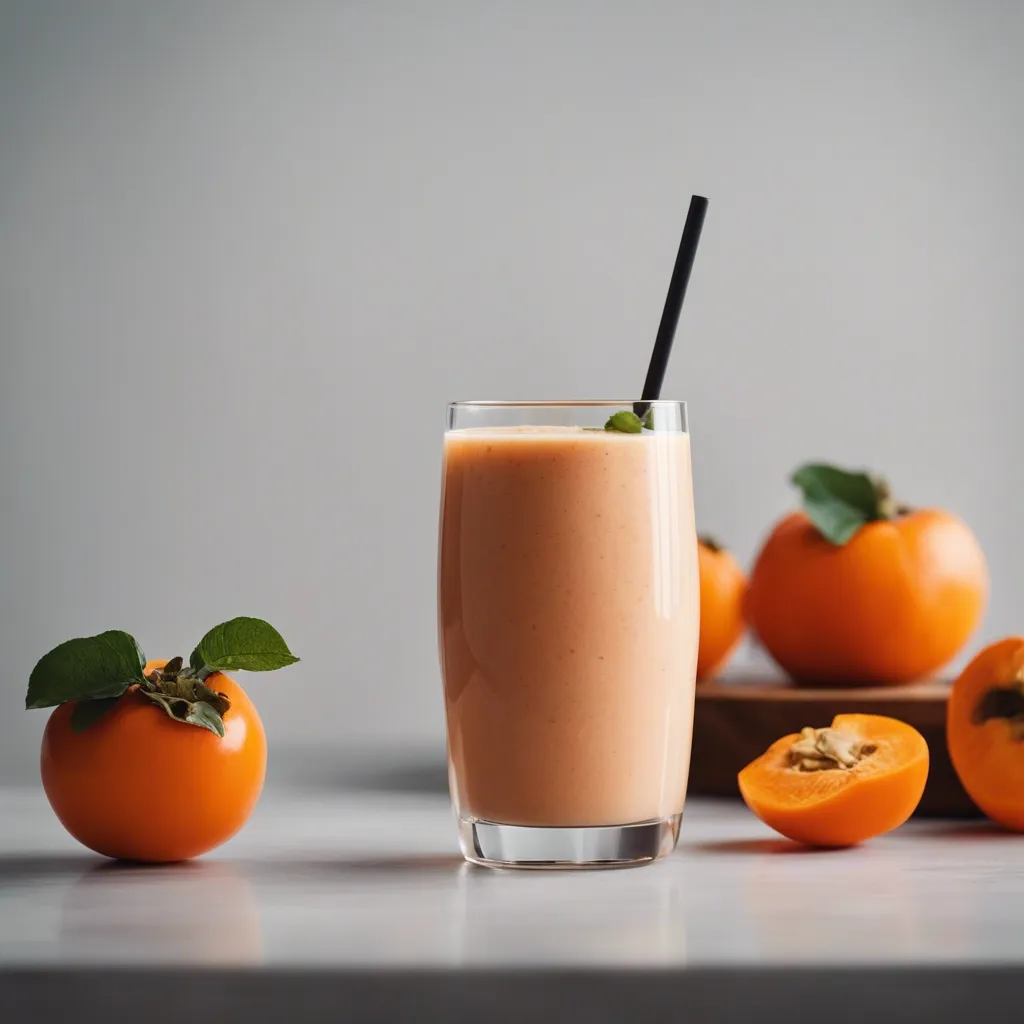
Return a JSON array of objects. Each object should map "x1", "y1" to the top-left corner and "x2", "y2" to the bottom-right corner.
[{"x1": 439, "y1": 417, "x2": 699, "y2": 857}]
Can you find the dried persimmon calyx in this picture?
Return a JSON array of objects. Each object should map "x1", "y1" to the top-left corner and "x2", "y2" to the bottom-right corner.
[
  {"x1": 140, "y1": 656, "x2": 233, "y2": 737},
  {"x1": 789, "y1": 726, "x2": 877, "y2": 772},
  {"x1": 24, "y1": 617, "x2": 299, "y2": 736}
]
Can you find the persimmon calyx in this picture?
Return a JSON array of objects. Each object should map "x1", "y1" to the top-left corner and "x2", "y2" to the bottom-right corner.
[
  {"x1": 25, "y1": 617, "x2": 298, "y2": 734},
  {"x1": 141, "y1": 657, "x2": 232, "y2": 738},
  {"x1": 790, "y1": 464, "x2": 914, "y2": 546},
  {"x1": 972, "y1": 667, "x2": 1024, "y2": 740},
  {"x1": 872, "y1": 479, "x2": 914, "y2": 521},
  {"x1": 789, "y1": 726, "x2": 876, "y2": 772}
]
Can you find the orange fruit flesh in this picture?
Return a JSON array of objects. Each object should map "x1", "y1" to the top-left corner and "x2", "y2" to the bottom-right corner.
[{"x1": 738, "y1": 713, "x2": 929, "y2": 847}]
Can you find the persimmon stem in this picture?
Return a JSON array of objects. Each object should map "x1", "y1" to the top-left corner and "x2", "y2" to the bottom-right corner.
[
  {"x1": 698, "y1": 534, "x2": 725, "y2": 553},
  {"x1": 142, "y1": 657, "x2": 232, "y2": 719},
  {"x1": 872, "y1": 478, "x2": 913, "y2": 521}
]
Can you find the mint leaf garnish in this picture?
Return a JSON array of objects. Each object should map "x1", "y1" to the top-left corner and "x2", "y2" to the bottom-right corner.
[
  {"x1": 26, "y1": 630, "x2": 147, "y2": 710},
  {"x1": 604, "y1": 411, "x2": 644, "y2": 434},
  {"x1": 190, "y1": 617, "x2": 299, "y2": 674}
]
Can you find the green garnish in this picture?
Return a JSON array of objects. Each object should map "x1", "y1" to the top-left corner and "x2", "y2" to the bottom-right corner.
[{"x1": 604, "y1": 410, "x2": 644, "y2": 433}]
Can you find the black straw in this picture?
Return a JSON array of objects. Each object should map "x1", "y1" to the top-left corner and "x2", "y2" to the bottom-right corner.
[{"x1": 637, "y1": 195, "x2": 708, "y2": 414}]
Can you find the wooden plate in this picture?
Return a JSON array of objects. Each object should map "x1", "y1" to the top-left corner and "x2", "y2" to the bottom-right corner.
[{"x1": 689, "y1": 676, "x2": 977, "y2": 818}]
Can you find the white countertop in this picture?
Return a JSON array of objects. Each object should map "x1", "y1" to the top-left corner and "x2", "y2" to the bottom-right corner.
[
  {"x1": 1, "y1": 758, "x2": 1022, "y2": 1020},
  {"x1": 2, "y1": 771, "x2": 1022, "y2": 968}
]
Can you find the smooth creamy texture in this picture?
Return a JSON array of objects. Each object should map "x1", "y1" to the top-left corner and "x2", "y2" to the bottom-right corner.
[{"x1": 438, "y1": 425, "x2": 699, "y2": 827}]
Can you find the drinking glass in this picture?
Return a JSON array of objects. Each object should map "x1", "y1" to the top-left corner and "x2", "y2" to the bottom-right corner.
[{"x1": 438, "y1": 401, "x2": 698, "y2": 868}]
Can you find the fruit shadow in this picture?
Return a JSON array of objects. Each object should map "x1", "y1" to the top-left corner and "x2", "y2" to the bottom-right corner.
[
  {"x1": 909, "y1": 820, "x2": 1024, "y2": 842},
  {"x1": 0, "y1": 851, "x2": 466, "y2": 884},
  {"x1": 0, "y1": 853, "x2": 105, "y2": 884},
  {"x1": 686, "y1": 838, "x2": 845, "y2": 856}
]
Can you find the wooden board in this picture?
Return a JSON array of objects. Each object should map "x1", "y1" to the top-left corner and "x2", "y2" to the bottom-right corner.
[{"x1": 689, "y1": 677, "x2": 977, "y2": 818}]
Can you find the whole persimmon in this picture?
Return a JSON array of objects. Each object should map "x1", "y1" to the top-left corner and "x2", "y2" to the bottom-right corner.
[
  {"x1": 27, "y1": 617, "x2": 298, "y2": 862},
  {"x1": 739, "y1": 713, "x2": 929, "y2": 846},
  {"x1": 948, "y1": 637, "x2": 1024, "y2": 831},
  {"x1": 697, "y1": 535, "x2": 746, "y2": 681},
  {"x1": 745, "y1": 464, "x2": 987, "y2": 685}
]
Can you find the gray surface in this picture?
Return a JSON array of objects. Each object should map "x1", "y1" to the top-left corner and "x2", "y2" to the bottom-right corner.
[
  {"x1": 1, "y1": 776, "x2": 1022, "y2": 969},
  {"x1": 3, "y1": 0, "x2": 1024, "y2": 784},
  {"x1": 4, "y1": 764, "x2": 1024, "y2": 1020}
]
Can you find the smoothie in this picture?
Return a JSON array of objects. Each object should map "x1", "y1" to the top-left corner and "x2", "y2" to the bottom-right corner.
[{"x1": 439, "y1": 424, "x2": 699, "y2": 829}]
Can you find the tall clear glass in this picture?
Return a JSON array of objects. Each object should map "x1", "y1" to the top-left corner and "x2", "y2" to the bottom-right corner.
[{"x1": 438, "y1": 401, "x2": 699, "y2": 869}]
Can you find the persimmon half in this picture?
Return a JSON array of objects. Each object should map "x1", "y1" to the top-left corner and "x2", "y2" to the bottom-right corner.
[
  {"x1": 948, "y1": 638, "x2": 1024, "y2": 831},
  {"x1": 41, "y1": 661, "x2": 267, "y2": 862},
  {"x1": 745, "y1": 464, "x2": 987, "y2": 685},
  {"x1": 738, "y1": 713, "x2": 929, "y2": 847},
  {"x1": 696, "y1": 536, "x2": 746, "y2": 682}
]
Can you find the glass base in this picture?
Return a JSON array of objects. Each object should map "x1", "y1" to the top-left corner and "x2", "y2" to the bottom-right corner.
[{"x1": 458, "y1": 813, "x2": 682, "y2": 870}]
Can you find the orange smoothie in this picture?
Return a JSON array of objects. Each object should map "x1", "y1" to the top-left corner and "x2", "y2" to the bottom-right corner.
[{"x1": 439, "y1": 425, "x2": 699, "y2": 828}]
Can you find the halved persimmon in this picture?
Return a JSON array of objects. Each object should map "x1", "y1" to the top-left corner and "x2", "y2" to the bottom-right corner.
[
  {"x1": 738, "y1": 713, "x2": 929, "y2": 847},
  {"x1": 947, "y1": 638, "x2": 1024, "y2": 831}
]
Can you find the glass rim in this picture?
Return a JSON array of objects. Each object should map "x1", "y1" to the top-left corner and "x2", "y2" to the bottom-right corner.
[{"x1": 448, "y1": 399, "x2": 687, "y2": 408}]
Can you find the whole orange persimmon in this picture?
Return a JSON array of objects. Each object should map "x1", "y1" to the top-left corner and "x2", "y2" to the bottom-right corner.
[
  {"x1": 745, "y1": 464, "x2": 987, "y2": 685},
  {"x1": 948, "y1": 637, "x2": 1024, "y2": 831},
  {"x1": 27, "y1": 617, "x2": 298, "y2": 862},
  {"x1": 697, "y1": 536, "x2": 746, "y2": 681}
]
